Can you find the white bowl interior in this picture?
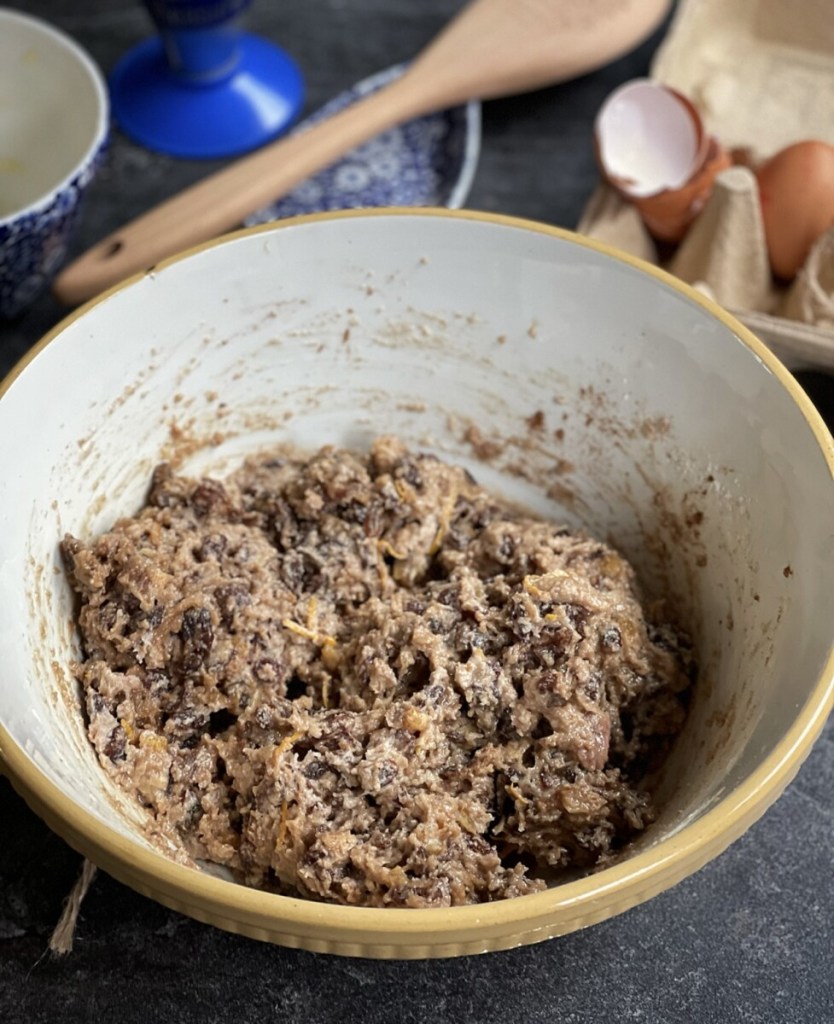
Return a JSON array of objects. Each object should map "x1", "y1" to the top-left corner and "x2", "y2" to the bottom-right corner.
[
  {"x1": 0, "y1": 10, "x2": 105, "y2": 218},
  {"x1": 1, "y1": 214, "x2": 832, "y2": 868}
]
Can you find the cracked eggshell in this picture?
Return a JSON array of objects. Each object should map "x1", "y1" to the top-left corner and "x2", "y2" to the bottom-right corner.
[
  {"x1": 595, "y1": 79, "x2": 730, "y2": 244},
  {"x1": 595, "y1": 79, "x2": 708, "y2": 199}
]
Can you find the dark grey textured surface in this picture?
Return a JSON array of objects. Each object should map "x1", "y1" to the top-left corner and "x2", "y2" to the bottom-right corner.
[{"x1": 1, "y1": 2, "x2": 832, "y2": 1021}]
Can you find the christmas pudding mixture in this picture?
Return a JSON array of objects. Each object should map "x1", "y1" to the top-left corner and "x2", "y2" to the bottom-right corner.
[{"x1": 63, "y1": 436, "x2": 694, "y2": 908}]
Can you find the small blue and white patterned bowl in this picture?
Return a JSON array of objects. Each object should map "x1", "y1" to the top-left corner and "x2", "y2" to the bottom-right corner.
[
  {"x1": 245, "y1": 64, "x2": 480, "y2": 225},
  {"x1": 0, "y1": 10, "x2": 108, "y2": 320}
]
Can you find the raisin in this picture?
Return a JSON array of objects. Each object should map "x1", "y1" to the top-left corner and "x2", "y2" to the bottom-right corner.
[
  {"x1": 145, "y1": 669, "x2": 173, "y2": 697},
  {"x1": 453, "y1": 621, "x2": 491, "y2": 654},
  {"x1": 565, "y1": 604, "x2": 589, "y2": 637},
  {"x1": 317, "y1": 712, "x2": 353, "y2": 750},
  {"x1": 304, "y1": 847, "x2": 326, "y2": 866},
  {"x1": 402, "y1": 462, "x2": 423, "y2": 488},
  {"x1": 146, "y1": 604, "x2": 164, "y2": 628},
  {"x1": 180, "y1": 606, "x2": 214, "y2": 670},
  {"x1": 281, "y1": 550, "x2": 321, "y2": 593},
  {"x1": 196, "y1": 533, "x2": 228, "y2": 561},
  {"x1": 302, "y1": 758, "x2": 327, "y2": 780},
  {"x1": 435, "y1": 585, "x2": 459, "y2": 608},
  {"x1": 89, "y1": 692, "x2": 106, "y2": 715},
  {"x1": 190, "y1": 480, "x2": 234, "y2": 518},
  {"x1": 168, "y1": 708, "x2": 207, "y2": 738},
  {"x1": 334, "y1": 500, "x2": 368, "y2": 525},
  {"x1": 424, "y1": 683, "x2": 446, "y2": 707},
  {"x1": 253, "y1": 699, "x2": 293, "y2": 729},
  {"x1": 601, "y1": 626, "x2": 622, "y2": 651},
  {"x1": 213, "y1": 584, "x2": 251, "y2": 629},
  {"x1": 254, "y1": 705, "x2": 272, "y2": 729},
  {"x1": 103, "y1": 725, "x2": 127, "y2": 761}
]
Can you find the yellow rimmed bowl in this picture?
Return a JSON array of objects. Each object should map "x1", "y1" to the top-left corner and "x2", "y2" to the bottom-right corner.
[{"x1": 1, "y1": 209, "x2": 832, "y2": 957}]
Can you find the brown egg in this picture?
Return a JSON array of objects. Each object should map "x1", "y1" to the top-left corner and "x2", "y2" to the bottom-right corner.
[{"x1": 755, "y1": 141, "x2": 834, "y2": 279}]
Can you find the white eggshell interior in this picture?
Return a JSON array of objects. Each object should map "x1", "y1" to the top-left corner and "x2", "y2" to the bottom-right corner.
[
  {"x1": 0, "y1": 10, "x2": 106, "y2": 218},
  {"x1": 0, "y1": 214, "x2": 832, "y2": 868},
  {"x1": 596, "y1": 79, "x2": 701, "y2": 198}
]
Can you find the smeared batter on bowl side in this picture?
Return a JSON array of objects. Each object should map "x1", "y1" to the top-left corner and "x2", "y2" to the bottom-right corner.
[{"x1": 63, "y1": 437, "x2": 694, "y2": 907}]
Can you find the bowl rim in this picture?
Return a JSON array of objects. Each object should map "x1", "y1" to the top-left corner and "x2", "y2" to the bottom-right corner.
[
  {"x1": 0, "y1": 8, "x2": 109, "y2": 229},
  {"x1": 1, "y1": 207, "x2": 833, "y2": 950}
]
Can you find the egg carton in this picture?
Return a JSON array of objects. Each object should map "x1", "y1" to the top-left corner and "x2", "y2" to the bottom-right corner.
[{"x1": 578, "y1": 0, "x2": 834, "y2": 371}]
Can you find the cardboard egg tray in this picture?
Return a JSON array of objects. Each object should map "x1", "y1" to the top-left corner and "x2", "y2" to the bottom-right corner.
[{"x1": 578, "y1": 0, "x2": 834, "y2": 370}]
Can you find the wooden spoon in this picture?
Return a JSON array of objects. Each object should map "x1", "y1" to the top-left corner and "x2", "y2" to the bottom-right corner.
[{"x1": 54, "y1": 0, "x2": 670, "y2": 305}]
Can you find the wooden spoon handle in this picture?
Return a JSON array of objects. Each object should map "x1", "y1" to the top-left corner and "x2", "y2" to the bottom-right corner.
[{"x1": 53, "y1": 76, "x2": 423, "y2": 306}]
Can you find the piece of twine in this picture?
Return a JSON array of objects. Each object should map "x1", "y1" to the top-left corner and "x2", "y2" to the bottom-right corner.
[{"x1": 48, "y1": 859, "x2": 97, "y2": 955}]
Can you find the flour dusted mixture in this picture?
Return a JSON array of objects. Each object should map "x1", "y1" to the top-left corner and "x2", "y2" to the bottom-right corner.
[{"x1": 63, "y1": 437, "x2": 694, "y2": 907}]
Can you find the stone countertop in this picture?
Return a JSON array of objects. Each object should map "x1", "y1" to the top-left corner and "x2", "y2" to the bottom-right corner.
[{"x1": 1, "y1": 2, "x2": 831, "y2": 1021}]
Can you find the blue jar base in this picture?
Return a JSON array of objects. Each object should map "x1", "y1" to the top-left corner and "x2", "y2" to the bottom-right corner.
[{"x1": 109, "y1": 34, "x2": 304, "y2": 159}]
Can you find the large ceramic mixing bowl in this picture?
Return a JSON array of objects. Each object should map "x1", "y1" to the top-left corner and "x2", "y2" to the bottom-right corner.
[{"x1": 0, "y1": 210, "x2": 832, "y2": 957}]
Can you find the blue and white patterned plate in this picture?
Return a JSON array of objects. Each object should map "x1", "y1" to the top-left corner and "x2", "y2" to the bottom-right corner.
[{"x1": 245, "y1": 64, "x2": 481, "y2": 225}]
